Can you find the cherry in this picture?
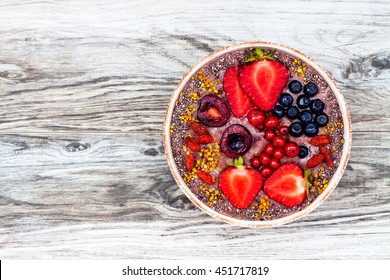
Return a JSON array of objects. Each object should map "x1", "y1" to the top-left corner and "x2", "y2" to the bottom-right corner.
[
  {"x1": 278, "y1": 125, "x2": 289, "y2": 135},
  {"x1": 273, "y1": 147, "x2": 285, "y2": 159},
  {"x1": 265, "y1": 115, "x2": 279, "y2": 129},
  {"x1": 247, "y1": 108, "x2": 265, "y2": 126},
  {"x1": 284, "y1": 142, "x2": 300, "y2": 158},
  {"x1": 265, "y1": 129, "x2": 276, "y2": 141},
  {"x1": 259, "y1": 153, "x2": 271, "y2": 165},
  {"x1": 273, "y1": 135, "x2": 286, "y2": 147},
  {"x1": 260, "y1": 166, "x2": 273, "y2": 177},
  {"x1": 251, "y1": 156, "x2": 261, "y2": 168},
  {"x1": 263, "y1": 143, "x2": 274, "y2": 155},
  {"x1": 269, "y1": 158, "x2": 281, "y2": 169}
]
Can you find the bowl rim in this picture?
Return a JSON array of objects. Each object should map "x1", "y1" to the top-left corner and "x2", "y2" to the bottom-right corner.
[{"x1": 163, "y1": 41, "x2": 352, "y2": 228}]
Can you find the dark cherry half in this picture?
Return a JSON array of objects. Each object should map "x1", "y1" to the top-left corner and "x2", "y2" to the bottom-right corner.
[
  {"x1": 197, "y1": 94, "x2": 230, "y2": 127},
  {"x1": 221, "y1": 124, "x2": 252, "y2": 158}
]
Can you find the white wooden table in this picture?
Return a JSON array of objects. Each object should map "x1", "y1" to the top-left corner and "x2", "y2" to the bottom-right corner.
[{"x1": 0, "y1": 0, "x2": 389, "y2": 259}]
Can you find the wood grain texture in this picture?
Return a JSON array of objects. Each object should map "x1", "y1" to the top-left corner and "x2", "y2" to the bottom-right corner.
[{"x1": 0, "y1": 0, "x2": 389, "y2": 259}]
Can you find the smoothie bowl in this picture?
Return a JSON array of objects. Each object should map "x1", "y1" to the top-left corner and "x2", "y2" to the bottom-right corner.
[{"x1": 164, "y1": 42, "x2": 351, "y2": 227}]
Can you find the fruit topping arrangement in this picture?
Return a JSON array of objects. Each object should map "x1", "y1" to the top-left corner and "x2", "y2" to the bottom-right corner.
[{"x1": 170, "y1": 47, "x2": 345, "y2": 221}]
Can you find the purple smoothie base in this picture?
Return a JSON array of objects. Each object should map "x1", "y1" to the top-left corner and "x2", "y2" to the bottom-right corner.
[{"x1": 169, "y1": 48, "x2": 345, "y2": 221}]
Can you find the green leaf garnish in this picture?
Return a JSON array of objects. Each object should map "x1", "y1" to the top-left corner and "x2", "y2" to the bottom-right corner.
[
  {"x1": 303, "y1": 169, "x2": 313, "y2": 201},
  {"x1": 233, "y1": 156, "x2": 244, "y2": 167},
  {"x1": 244, "y1": 48, "x2": 278, "y2": 63},
  {"x1": 243, "y1": 56, "x2": 257, "y2": 63},
  {"x1": 254, "y1": 48, "x2": 264, "y2": 57}
]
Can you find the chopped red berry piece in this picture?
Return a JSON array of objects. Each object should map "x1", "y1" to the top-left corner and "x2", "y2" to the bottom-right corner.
[
  {"x1": 319, "y1": 146, "x2": 333, "y2": 168},
  {"x1": 189, "y1": 121, "x2": 208, "y2": 135},
  {"x1": 197, "y1": 170, "x2": 214, "y2": 185},
  {"x1": 308, "y1": 134, "x2": 332, "y2": 146},
  {"x1": 185, "y1": 136, "x2": 201, "y2": 152},
  {"x1": 185, "y1": 153, "x2": 195, "y2": 171},
  {"x1": 196, "y1": 133, "x2": 214, "y2": 144},
  {"x1": 306, "y1": 154, "x2": 325, "y2": 168}
]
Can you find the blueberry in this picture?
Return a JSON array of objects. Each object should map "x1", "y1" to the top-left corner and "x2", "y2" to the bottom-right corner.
[
  {"x1": 279, "y1": 93, "x2": 293, "y2": 107},
  {"x1": 289, "y1": 122, "x2": 304, "y2": 137},
  {"x1": 297, "y1": 95, "x2": 310, "y2": 109},
  {"x1": 299, "y1": 110, "x2": 313, "y2": 124},
  {"x1": 303, "y1": 82, "x2": 318, "y2": 96},
  {"x1": 288, "y1": 80, "x2": 302, "y2": 94},
  {"x1": 314, "y1": 112, "x2": 329, "y2": 127},
  {"x1": 309, "y1": 99, "x2": 325, "y2": 114},
  {"x1": 272, "y1": 105, "x2": 285, "y2": 119},
  {"x1": 286, "y1": 106, "x2": 299, "y2": 120},
  {"x1": 298, "y1": 145, "x2": 309, "y2": 159},
  {"x1": 304, "y1": 122, "x2": 319, "y2": 137}
]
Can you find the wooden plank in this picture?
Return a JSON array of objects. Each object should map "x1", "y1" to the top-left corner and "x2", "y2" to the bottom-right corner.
[
  {"x1": 0, "y1": 132, "x2": 389, "y2": 258},
  {"x1": 0, "y1": 0, "x2": 389, "y2": 133}
]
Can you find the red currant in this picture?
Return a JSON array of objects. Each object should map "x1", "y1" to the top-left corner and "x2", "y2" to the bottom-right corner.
[
  {"x1": 260, "y1": 166, "x2": 273, "y2": 177},
  {"x1": 273, "y1": 135, "x2": 286, "y2": 147},
  {"x1": 273, "y1": 147, "x2": 285, "y2": 159},
  {"x1": 278, "y1": 125, "x2": 289, "y2": 135},
  {"x1": 284, "y1": 142, "x2": 300, "y2": 158},
  {"x1": 265, "y1": 115, "x2": 279, "y2": 129},
  {"x1": 259, "y1": 153, "x2": 271, "y2": 165},
  {"x1": 251, "y1": 156, "x2": 261, "y2": 168},
  {"x1": 263, "y1": 143, "x2": 274, "y2": 155},
  {"x1": 247, "y1": 108, "x2": 265, "y2": 126},
  {"x1": 256, "y1": 123, "x2": 265, "y2": 131},
  {"x1": 269, "y1": 158, "x2": 281, "y2": 169},
  {"x1": 265, "y1": 129, "x2": 276, "y2": 141}
]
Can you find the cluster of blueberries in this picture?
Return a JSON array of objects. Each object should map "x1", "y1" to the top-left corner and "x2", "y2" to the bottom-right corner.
[{"x1": 272, "y1": 80, "x2": 328, "y2": 138}]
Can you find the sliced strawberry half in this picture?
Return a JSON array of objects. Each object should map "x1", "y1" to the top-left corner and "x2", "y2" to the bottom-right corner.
[
  {"x1": 218, "y1": 157, "x2": 263, "y2": 209},
  {"x1": 223, "y1": 66, "x2": 255, "y2": 117},
  {"x1": 239, "y1": 60, "x2": 288, "y2": 111},
  {"x1": 264, "y1": 163, "x2": 306, "y2": 208}
]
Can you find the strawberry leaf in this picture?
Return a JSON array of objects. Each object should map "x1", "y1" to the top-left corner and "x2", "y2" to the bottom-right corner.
[
  {"x1": 233, "y1": 156, "x2": 244, "y2": 167},
  {"x1": 244, "y1": 56, "x2": 256, "y2": 63},
  {"x1": 254, "y1": 48, "x2": 264, "y2": 58},
  {"x1": 244, "y1": 48, "x2": 279, "y2": 63},
  {"x1": 303, "y1": 169, "x2": 313, "y2": 201},
  {"x1": 264, "y1": 49, "x2": 277, "y2": 61}
]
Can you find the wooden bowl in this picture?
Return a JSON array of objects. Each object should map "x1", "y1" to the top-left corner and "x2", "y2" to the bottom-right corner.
[{"x1": 164, "y1": 42, "x2": 352, "y2": 227}]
